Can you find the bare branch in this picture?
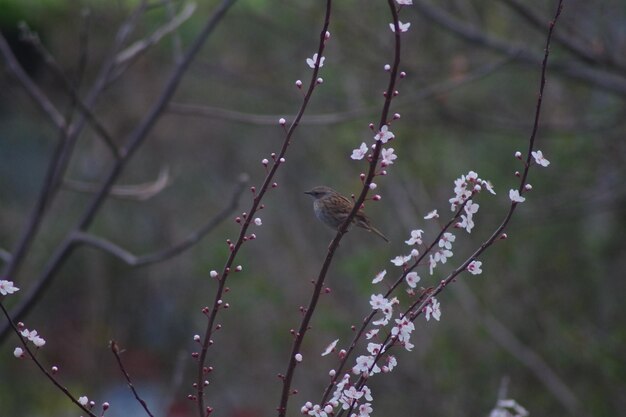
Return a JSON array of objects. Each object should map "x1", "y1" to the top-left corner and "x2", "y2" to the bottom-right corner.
[
  {"x1": 17, "y1": 23, "x2": 121, "y2": 158},
  {"x1": 412, "y1": 0, "x2": 626, "y2": 96},
  {"x1": 71, "y1": 176, "x2": 246, "y2": 267},
  {"x1": 453, "y1": 282, "x2": 586, "y2": 416},
  {"x1": 168, "y1": 56, "x2": 511, "y2": 126},
  {"x1": 110, "y1": 341, "x2": 155, "y2": 417},
  {"x1": 499, "y1": 0, "x2": 626, "y2": 72},
  {"x1": 164, "y1": 0, "x2": 185, "y2": 65},
  {"x1": 63, "y1": 167, "x2": 171, "y2": 201},
  {"x1": 114, "y1": 2, "x2": 196, "y2": 67},
  {"x1": 0, "y1": 34, "x2": 66, "y2": 131}
]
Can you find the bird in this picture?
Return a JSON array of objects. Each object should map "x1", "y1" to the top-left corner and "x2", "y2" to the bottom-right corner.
[{"x1": 304, "y1": 186, "x2": 389, "y2": 242}]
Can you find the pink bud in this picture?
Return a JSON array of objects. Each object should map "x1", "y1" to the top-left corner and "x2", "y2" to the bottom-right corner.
[
  {"x1": 384, "y1": 64, "x2": 391, "y2": 71},
  {"x1": 400, "y1": 71, "x2": 407, "y2": 78},
  {"x1": 295, "y1": 80, "x2": 303, "y2": 88}
]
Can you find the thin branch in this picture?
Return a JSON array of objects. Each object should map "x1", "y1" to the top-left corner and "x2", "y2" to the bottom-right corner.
[
  {"x1": 0, "y1": 34, "x2": 66, "y2": 130},
  {"x1": 112, "y1": 2, "x2": 196, "y2": 74},
  {"x1": 110, "y1": 341, "x2": 155, "y2": 417},
  {"x1": 412, "y1": 0, "x2": 626, "y2": 96},
  {"x1": 63, "y1": 167, "x2": 171, "y2": 201},
  {"x1": 167, "y1": 56, "x2": 511, "y2": 126},
  {"x1": 17, "y1": 23, "x2": 121, "y2": 158},
  {"x1": 0, "y1": 133, "x2": 67, "y2": 281},
  {"x1": 453, "y1": 282, "x2": 585, "y2": 416},
  {"x1": 164, "y1": 0, "x2": 185, "y2": 65},
  {"x1": 496, "y1": 376, "x2": 510, "y2": 402},
  {"x1": 499, "y1": 0, "x2": 626, "y2": 73},
  {"x1": 0, "y1": 302, "x2": 97, "y2": 417},
  {"x1": 71, "y1": 177, "x2": 247, "y2": 267}
]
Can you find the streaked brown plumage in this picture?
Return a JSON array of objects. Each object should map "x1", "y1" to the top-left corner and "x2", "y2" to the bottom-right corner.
[{"x1": 304, "y1": 186, "x2": 389, "y2": 242}]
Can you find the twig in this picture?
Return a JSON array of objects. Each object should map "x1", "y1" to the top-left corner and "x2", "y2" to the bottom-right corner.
[
  {"x1": 0, "y1": 34, "x2": 66, "y2": 130},
  {"x1": 63, "y1": 167, "x2": 171, "y2": 201},
  {"x1": 453, "y1": 282, "x2": 585, "y2": 416},
  {"x1": 412, "y1": 0, "x2": 626, "y2": 96},
  {"x1": 0, "y1": 133, "x2": 67, "y2": 281},
  {"x1": 496, "y1": 376, "x2": 510, "y2": 402},
  {"x1": 499, "y1": 0, "x2": 626, "y2": 72},
  {"x1": 0, "y1": 302, "x2": 97, "y2": 417},
  {"x1": 164, "y1": 0, "x2": 185, "y2": 65},
  {"x1": 17, "y1": 23, "x2": 121, "y2": 158},
  {"x1": 71, "y1": 177, "x2": 247, "y2": 266},
  {"x1": 112, "y1": 2, "x2": 196, "y2": 74},
  {"x1": 110, "y1": 340, "x2": 155, "y2": 417},
  {"x1": 167, "y1": 56, "x2": 511, "y2": 126}
]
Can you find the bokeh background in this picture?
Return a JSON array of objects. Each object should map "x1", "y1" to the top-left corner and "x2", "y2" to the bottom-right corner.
[{"x1": 1, "y1": 0, "x2": 624, "y2": 416}]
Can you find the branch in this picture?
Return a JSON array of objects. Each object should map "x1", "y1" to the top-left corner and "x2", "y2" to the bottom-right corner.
[
  {"x1": 63, "y1": 167, "x2": 171, "y2": 201},
  {"x1": 71, "y1": 176, "x2": 247, "y2": 267},
  {"x1": 0, "y1": 302, "x2": 97, "y2": 417},
  {"x1": 499, "y1": 0, "x2": 626, "y2": 73},
  {"x1": 110, "y1": 341, "x2": 155, "y2": 417},
  {"x1": 112, "y1": 2, "x2": 197, "y2": 74},
  {"x1": 167, "y1": 56, "x2": 511, "y2": 126},
  {"x1": 453, "y1": 282, "x2": 586, "y2": 416},
  {"x1": 0, "y1": 34, "x2": 66, "y2": 130},
  {"x1": 17, "y1": 23, "x2": 121, "y2": 158},
  {"x1": 412, "y1": 0, "x2": 626, "y2": 96}
]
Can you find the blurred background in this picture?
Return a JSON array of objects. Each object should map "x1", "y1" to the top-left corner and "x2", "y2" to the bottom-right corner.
[{"x1": 0, "y1": 0, "x2": 624, "y2": 416}]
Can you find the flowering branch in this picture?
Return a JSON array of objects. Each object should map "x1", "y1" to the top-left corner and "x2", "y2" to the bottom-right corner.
[
  {"x1": 194, "y1": 2, "x2": 333, "y2": 416},
  {"x1": 283, "y1": 2, "x2": 405, "y2": 417},
  {"x1": 0, "y1": 302, "x2": 96, "y2": 417}
]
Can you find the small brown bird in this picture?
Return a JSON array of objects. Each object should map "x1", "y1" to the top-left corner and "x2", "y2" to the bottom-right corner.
[{"x1": 305, "y1": 186, "x2": 389, "y2": 242}]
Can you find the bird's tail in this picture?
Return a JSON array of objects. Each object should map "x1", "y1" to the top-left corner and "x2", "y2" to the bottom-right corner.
[{"x1": 368, "y1": 225, "x2": 390, "y2": 243}]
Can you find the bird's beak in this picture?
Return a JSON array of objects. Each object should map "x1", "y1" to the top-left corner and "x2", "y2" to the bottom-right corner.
[{"x1": 304, "y1": 191, "x2": 313, "y2": 195}]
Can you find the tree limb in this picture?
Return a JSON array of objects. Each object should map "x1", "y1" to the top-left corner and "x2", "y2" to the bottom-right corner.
[
  {"x1": 71, "y1": 176, "x2": 246, "y2": 267},
  {"x1": 0, "y1": 34, "x2": 66, "y2": 131},
  {"x1": 63, "y1": 167, "x2": 171, "y2": 201},
  {"x1": 412, "y1": 0, "x2": 626, "y2": 96}
]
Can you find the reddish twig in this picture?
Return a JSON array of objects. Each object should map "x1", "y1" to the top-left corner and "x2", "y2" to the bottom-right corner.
[
  {"x1": 110, "y1": 340, "x2": 155, "y2": 417},
  {"x1": 0, "y1": 302, "x2": 96, "y2": 417}
]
